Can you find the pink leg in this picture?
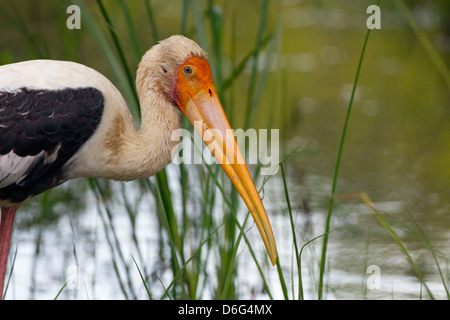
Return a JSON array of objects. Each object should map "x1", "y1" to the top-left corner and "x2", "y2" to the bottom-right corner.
[{"x1": 0, "y1": 207, "x2": 17, "y2": 300}]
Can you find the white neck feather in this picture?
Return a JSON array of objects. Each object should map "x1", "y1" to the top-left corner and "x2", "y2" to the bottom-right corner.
[{"x1": 69, "y1": 81, "x2": 182, "y2": 181}]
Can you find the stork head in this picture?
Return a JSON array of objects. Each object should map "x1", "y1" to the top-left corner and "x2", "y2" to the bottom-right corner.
[{"x1": 137, "y1": 35, "x2": 277, "y2": 265}]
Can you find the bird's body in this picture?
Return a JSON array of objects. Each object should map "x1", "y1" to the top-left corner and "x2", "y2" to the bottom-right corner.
[
  {"x1": 0, "y1": 35, "x2": 277, "y2": 299},
  {"x1": 0, "y1": 59, "x2": 179, "y2": 206}
]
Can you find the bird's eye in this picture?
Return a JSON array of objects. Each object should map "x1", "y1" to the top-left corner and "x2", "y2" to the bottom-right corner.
[{"x1": 183, "y1": 65, "x2": 194, "y2": 76}]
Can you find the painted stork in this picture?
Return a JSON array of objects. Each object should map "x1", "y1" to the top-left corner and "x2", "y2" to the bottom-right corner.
[{"x1": 0, "y1": 35, "x2": 277, "y2": 298}]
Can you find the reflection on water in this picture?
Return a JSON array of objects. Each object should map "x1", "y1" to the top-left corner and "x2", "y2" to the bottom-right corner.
[
  {"x1": 1, "y1": 1, "x2": 449, "y2": 299},
  {"x1": 7, "y1": 171, "x2": 449, "y2": 299}
]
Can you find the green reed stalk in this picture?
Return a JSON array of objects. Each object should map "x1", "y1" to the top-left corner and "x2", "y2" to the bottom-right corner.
[
  {"x1": 280, "y1": 163, "x2": 301, "y2": 299},
  {"x1": 408, "y1": 213, "x2": 450, "y2": 299},
  {"x1": 317, "y1": 10, "x2": 376, "y2": 300}
]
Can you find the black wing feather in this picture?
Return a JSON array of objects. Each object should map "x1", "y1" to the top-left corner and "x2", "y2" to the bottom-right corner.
[{"x1": 0, "y1": 87, "x2": 104, "y2": 204}]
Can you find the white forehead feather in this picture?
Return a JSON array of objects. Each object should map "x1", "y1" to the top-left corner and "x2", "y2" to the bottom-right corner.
[
  {"x1": 139, "y1": 35, "x2": 207, "y2": 73},
  {"x1": 136, "y1": 35, "x2": 208, "y2": 101},
  {"x1": 158, "y1": 35, "x2": 207, "y2": 63}
]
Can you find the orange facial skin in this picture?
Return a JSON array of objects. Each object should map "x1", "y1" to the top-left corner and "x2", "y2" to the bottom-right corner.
[
  {"x1": 172, "y1": 56, "x2": 278, "y2": 265},
  {"x1": 173, "y1": 57, "x2": 216, "y2": 113}
]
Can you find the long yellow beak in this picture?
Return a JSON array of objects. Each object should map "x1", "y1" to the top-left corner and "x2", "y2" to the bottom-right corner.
[{"x1": 174, "y1": 57, "x2": 277, "y2": 265}]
